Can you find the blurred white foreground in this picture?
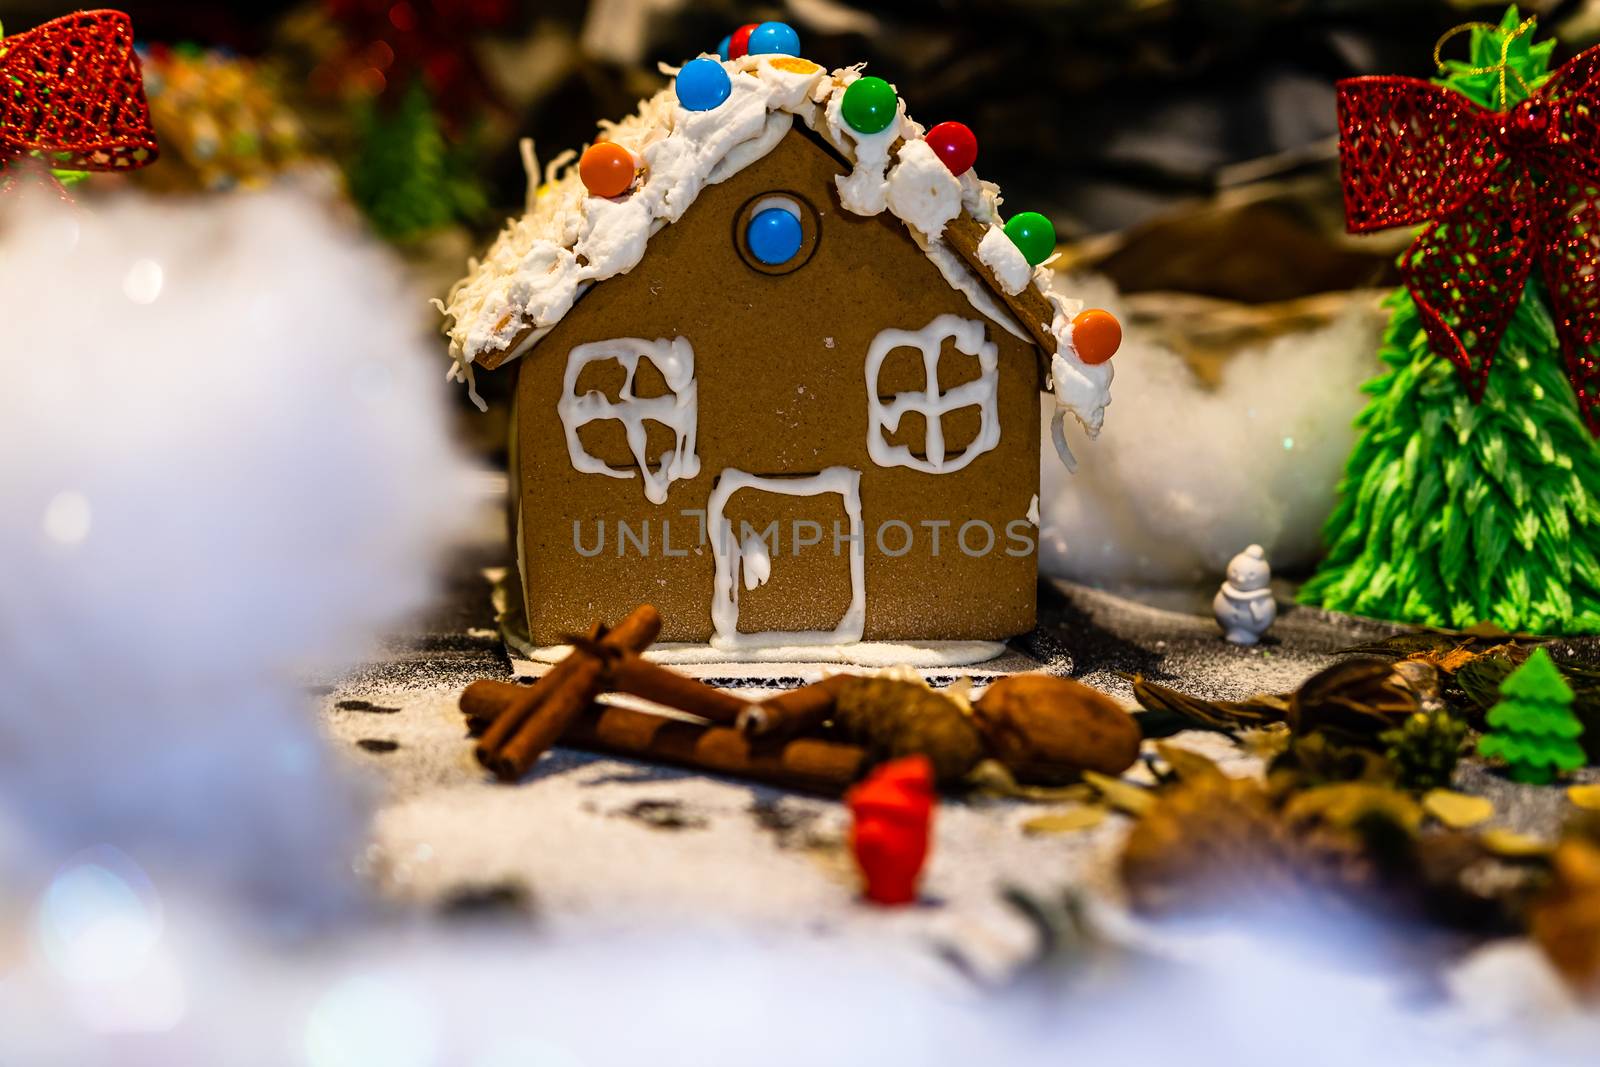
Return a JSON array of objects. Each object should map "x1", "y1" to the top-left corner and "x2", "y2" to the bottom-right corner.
[{"x1": 0, "y1": 183, "x2": 473, "y2": 906}]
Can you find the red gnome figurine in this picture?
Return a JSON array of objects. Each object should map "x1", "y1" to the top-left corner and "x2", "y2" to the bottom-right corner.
[{"x1": 847, "y1": 755, "x2": 936, "y2": 906}]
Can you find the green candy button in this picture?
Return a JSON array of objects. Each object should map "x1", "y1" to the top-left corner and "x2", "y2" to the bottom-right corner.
[
  {"x1": 840, "y1": 76, "x2": 898, "y2": 135},
  {"x1": 1004, "y1": 211, "x2": 1056, "y2": 266}
]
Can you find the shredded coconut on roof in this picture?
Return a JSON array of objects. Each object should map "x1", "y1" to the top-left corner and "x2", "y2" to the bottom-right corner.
[{"x1": 440, "y1": 53, "x2": 1111, "y2": 440}]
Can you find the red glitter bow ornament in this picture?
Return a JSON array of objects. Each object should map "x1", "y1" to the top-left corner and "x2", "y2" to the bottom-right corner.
[
  {"x1": 0, "y1": 10, "x2": 159, "y2": 179},
  {"x1": 1338, "y1": 22, "x2": 1600, "y2": 431}
]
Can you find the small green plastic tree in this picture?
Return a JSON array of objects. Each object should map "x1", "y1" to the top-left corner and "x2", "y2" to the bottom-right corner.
[
  {"x1": 1299, "y1": 8, "x2": 1600, "y2": 634},
  {"x1": 1477, "y1": 647, "x2": 1585, "y2": 784}
]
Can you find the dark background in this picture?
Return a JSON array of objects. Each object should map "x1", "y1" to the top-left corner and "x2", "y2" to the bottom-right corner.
[{"x1": 11, "y1": 0, "x2": 1595, "y2": 293}]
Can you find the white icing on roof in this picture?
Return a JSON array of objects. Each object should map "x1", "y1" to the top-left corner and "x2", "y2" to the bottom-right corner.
[
  {"x1": 977, "y1": 225, "x2": 1031, "y2": 296},
  {"x1": 885, "y1": 138, "x2": 962, "y2": 241},
  {"x1": 441, "y1": 53, "x2": 1111, "y2": 438}
]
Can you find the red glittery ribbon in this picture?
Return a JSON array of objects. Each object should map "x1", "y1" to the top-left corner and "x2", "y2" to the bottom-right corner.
[
  {"x1": 1338, "y1": 46, "x2": 1600, "y2": 432},
  {"x1": 0, "y1": 10, "x2": 159, "y2": 175}
]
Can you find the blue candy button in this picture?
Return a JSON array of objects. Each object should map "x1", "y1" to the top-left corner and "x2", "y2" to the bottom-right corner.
[
  {"x1": 747, "y1": 207, "x2": 803, "y2": 265},
  {"x1": 747, "y1": 21, "x2": 801, "y2": 57},
  {"x1": 676, "y1": 57, "x2": 732, "y2": 111}
]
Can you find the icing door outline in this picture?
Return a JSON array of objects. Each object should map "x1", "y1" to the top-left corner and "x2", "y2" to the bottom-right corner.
[{"x1": 706, "y1": 467, "x2": 865, "y2": 650}]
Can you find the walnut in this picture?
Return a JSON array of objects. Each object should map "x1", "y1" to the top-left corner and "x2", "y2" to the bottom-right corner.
[{"x1": 972, "y1": 675, "x2": 1141, "y2": 783}]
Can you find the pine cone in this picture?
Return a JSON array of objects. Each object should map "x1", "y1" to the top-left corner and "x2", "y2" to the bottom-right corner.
[
  {"x1": 832, "y1": 677, "x2": 985, "y2": 786},
  {"x1": 1380, "y1": 709, "x2": 1468, "y2": 792}
]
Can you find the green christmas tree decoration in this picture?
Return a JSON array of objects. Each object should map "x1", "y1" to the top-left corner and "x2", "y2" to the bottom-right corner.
[
  {"x1": 1477, "y1": 646, "x2": 1585, "y2": 784},
  {"x1": 346, "y1": 79, "x2": 487, "y2": 243},
  {"x1": 1300, "y1": 7, "x2": 1600, "y2": 634}
]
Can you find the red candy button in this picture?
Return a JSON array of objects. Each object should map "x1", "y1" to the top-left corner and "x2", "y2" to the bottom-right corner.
[
  {"x1": 925, "y1": 121, "x2": 978, "y2": 176},
  {"x1": 728, "y1": 23, "x2": 758, "y2": 60}
]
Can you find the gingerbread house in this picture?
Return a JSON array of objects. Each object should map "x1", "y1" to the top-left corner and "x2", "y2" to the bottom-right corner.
[{"x1": 443, "y1": 41, "x2": 1117, "y2": 652}]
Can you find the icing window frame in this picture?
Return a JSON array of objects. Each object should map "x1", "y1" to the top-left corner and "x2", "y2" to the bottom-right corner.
[
  {"x1": 865, "y1": 313, "x2": 1000, "y2": 475},
  {"x1": 556, "y1": 336, "x2": 701, "y2": 505},
  {"x1": 733, "y1": 191, "x2": 820, "y2": 276}
]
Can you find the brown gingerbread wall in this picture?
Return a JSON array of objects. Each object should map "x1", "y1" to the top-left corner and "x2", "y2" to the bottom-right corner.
[{"x1": 513, "y1": 127, "x2": 1043, "y2": 645}]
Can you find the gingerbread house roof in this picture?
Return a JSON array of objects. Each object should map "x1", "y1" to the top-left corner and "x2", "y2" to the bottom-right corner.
[{"x1": 439, "y1": 53, "x2": 1112, "y2": 441}]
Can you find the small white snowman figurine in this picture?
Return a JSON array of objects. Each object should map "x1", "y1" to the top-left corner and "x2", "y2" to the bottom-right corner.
[{"x1": 1214, "y1": 544, "x2": 1276, "y2": 645}]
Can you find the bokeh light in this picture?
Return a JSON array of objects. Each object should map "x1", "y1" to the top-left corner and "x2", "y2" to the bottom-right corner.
[
  {"x1": 305, "y1": 973, "x2": 440, "y2": 1067},
  {"x1": 122, "y1": 258, "x2": 165, "y2": 304}
]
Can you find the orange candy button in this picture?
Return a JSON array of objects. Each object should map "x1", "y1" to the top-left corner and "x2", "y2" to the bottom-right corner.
[
  {"x1": 1071, "y1": 308, "x2": 1121, "y2": 365},
  {"x1": 579, "y1": 141, "x2": 636, "y2": 198},
  {"x1": 768, "y1": 56, "x2": 820, "y2": 74}
]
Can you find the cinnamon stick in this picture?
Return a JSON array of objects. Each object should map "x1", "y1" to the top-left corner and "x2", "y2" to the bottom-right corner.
[
  {"x1": 462, "y1": 681, "x2": 867, "y2": 794},
  {"x1": 603, "y1": 651, "x2": 752, "y2": 725},
  {"x1": 740, "y1": 674, "x2": 857, "y2": 739},
  {"x1": 476, "y1": 605, "x2": 661, "y2": 781},
  {"x1": 468, "y1": 656, "x2": 751, "y2": 730},
  {"x1": 461, "y1": 679, "x2": 522, "y2": 736},
  {"x1": 568, "y1": 706, "x2": 867, "y2": 795},
  {"x1": 475, "y1": 624, "x2": 600, "y2": 751}
]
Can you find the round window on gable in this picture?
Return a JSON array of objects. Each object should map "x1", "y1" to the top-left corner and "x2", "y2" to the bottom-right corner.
[{"x1": 734, "y1": 192, "x2": 819, "y2": 275}]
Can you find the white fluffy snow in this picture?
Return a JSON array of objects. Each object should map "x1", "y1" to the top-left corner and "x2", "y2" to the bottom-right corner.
[
  {"x1": 1040, "y1": 278, "x2": 1381, "y2": 586},
  {"x1": 3, "y1": 872, "x2": 1597, "y2": 1064},
  {"x1": 0, "y1": 184, "x2": 475, "y2": 906}
]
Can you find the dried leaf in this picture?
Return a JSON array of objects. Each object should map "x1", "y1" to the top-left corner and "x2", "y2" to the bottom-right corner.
[
  {"x1": 1153, "y1": 741, "x2": 1226, "y2": 784},
  {"x1": 1530, "y1": 839, "x2": 1600, "y2": 993},
  {"x1": 1128, "y1": 676, "x2": 1288, "y2": 734},
  {"x1": 1463, "y1": 621, "x2": 1517, "y2": 639},
  {"x1": 964, "y1": 759, "x2": 1096, "y2": 803},
  {"x1": 1022, "y1": 806, "x2": 1107, "y2": 835},
  {"x1": 1083, "y1": 771, "x2": 1157, "y2": 816},
  {"x1": 1283, "y1": 782, "x2": 1423, "y2": 833},
  {"x1": 1341, "y1": 629, "x2": 1531, "y2": 659},
  {"x1": 1289, "y1": 659, "x2": 1419, "y2": 741},
  {"x1": 962, "y1": 758, "x2": 1019, "y2": 794},
  {"x1": 1404, "y1": 645, "x2": 1479, "y2": 675},
  {"x1": 1479, "y1": 828, "x2": 1554, "y2": 858},
  {"x1": 1340, "y1": 632, "x2": 1476, "y2": 658},
  {"x1": 1238, "y1": 723, "x2": 1292, "y2": 760},
  {"x1": 1456, "y1": 653, "x2": 1519, "y2": 711},
  {"x1": 1567, "y1": 783, "x2": 1600, "y2": 811},
  {"x1": 1392, "y1": 659, "x2": 1444, "y2": 701},
  {"x1": 1422, "y1": 789, "x2": 1494, "y2": 829},
  {"x1": 1269, "y1": 731, "x2": 1395, "y2": 789}
]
